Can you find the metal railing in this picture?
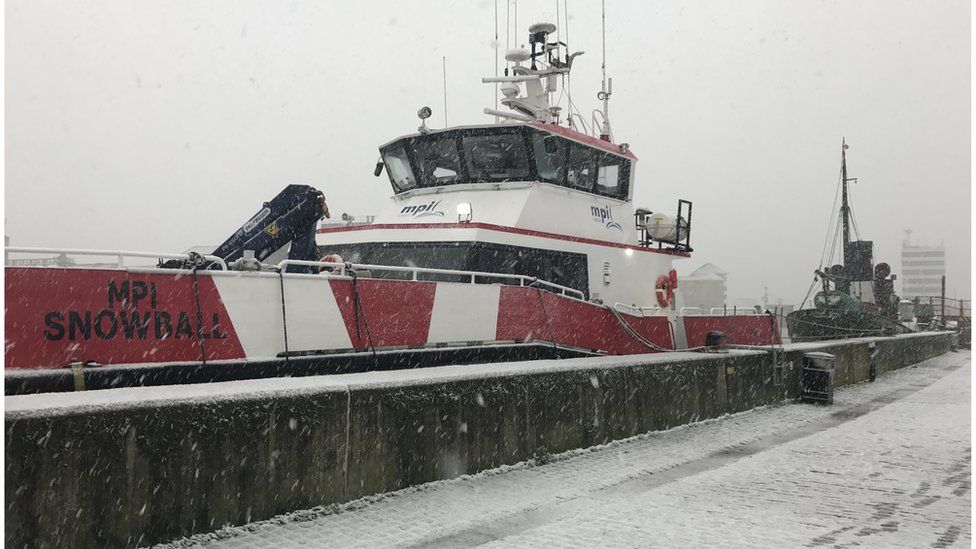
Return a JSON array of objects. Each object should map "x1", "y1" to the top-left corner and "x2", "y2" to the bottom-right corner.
[
  {"x1": 613, "y1": 302, "x2": 666, "y2": 316},
  {"x1": 277, "y1": 259, "x2": 586, "y2": 300},
  {"x1": 709, "y1": 306, "x2": 761, "y2": 316},
  {"x1": 5, "y1": 247, "x2": 228, "y2": 270}
]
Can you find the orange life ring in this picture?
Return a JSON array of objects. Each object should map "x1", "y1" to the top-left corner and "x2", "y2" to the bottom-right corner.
[{"x1": 656, "y1": 274, "x2": 675, "y2": 307}]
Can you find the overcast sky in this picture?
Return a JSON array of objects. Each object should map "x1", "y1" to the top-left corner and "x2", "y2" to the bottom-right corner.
[{"x1": 6, "y1": 0, "x2": 971, "y2": 302}]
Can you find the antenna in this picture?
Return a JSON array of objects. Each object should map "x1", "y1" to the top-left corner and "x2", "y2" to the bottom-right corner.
[
  {"x1": 494, "y1": 0, "x2": 499, "y2": 122},
  {"x1": 514, "y1": 0, "x2": 518, "y2": 46},
  {"x1": 443, "y1": 56, "x2": 448, "y2": 126},
  {"x1": 597, "y1": 0, "x2": 612, "y2": 141},
  {"x1": 563, "y1": 0, "x2": 577, "y2": 131},
  {"x1": 505, "y1": 0, "x2": 512, "y2": 50}
]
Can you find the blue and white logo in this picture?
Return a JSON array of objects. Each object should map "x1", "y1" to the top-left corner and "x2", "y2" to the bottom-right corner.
[
  {"x1": 399, "y1": 200, "x2": 444, "y2": 218},
  {"x1": 591, "y1": 204, "x2": 622, "y2": 231}
]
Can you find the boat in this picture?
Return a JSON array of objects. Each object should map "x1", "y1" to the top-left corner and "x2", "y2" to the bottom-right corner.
[
  {"x1": 786, "y1": 140, "x2": 913, "y2": 342},
  {"x1": 5, "y1": 21, "x2": 781, "y2": 390}
]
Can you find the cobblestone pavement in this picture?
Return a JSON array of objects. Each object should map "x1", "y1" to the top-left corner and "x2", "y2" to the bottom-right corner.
[{"x1": 160, "y1": 351, "x2": 971, "y2": 549}]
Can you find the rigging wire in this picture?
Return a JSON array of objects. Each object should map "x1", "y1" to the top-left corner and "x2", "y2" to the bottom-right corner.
[
  {"x1": 847, "y1": 184, "x2": 863, "y2": 242},
  {"x1": 817, "y1": 167, "x2": 844, "y2": 269},
  {"x1": 825, "y1": 214, "x2": 842, "y2": 266},
  {"x1": 798, "y1": 275, "x2": 819, "y2": 310}
]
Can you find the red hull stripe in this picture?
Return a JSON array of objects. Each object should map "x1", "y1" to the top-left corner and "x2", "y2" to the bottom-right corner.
[
  {"x1": 329, "y1": 278, "x2": 436, "y2": 349},
  {"x1": 683, "y1": 316, "x2": 782, "y2": 348},
  {"x1": 4, "y1": 268, "x2": 245, "y2": 369},
  {"x1": 496, "y1": 286, "x2": 674, "y2": 354},
  {"x1": 318, "y1": 222, "x2": 690, "y2": 257}
]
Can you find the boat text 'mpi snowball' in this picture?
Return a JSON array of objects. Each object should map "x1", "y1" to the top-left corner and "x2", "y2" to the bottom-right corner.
[{"x1": 4, "y1": 22, "x2": 780, "y2": 390}]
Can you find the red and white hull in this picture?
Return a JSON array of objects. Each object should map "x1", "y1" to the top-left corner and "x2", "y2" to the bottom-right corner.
[{"x1": 5, "y1": 266, "x2": 779, "y2": 370}]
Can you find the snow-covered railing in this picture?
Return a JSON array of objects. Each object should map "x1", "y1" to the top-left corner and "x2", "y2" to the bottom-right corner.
[
  {"x1": 277, "y1": 259, "x2": 586, "y2": 300},
  {"x1": 709, "y1": 307, "x2": 762, "y2": 316},
  {"x1": 613, "y1": 303, "x2": 666, "y2": 316},
  {"x1": 5, "y1": 247, "x2": 228, "y2": 270}
]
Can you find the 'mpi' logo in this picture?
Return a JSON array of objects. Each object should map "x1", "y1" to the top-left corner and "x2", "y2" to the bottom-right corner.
[
  {"x1": 591, "y1": 205, "x2": 622, "y2": 231},
  {"x1": 399, "y1": 200, "x2": 444, "y2": 218}
]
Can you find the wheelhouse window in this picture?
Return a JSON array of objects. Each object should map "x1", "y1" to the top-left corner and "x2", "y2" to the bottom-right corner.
[
  {"x1": 596, "y1": 151, "x2": 628, "y2": 199},
  {"x1": 567, "y1": 143, "x2": 595, "y2": 190},
  {"x1": 378, "y1": 126, "x2": 630, "y2": 200},
  {"x1": 531, "y1": 132, "x2": 567, "y2": 184},
  {"x1": 382, "y1": 144, "x2": 417, "y2": 192},
  {"x1": 462, "y1": 133, "x2": 530, "y2": 181},
  {"x1": 413, "y1": 137, "x2": 461, "y2": 186}
]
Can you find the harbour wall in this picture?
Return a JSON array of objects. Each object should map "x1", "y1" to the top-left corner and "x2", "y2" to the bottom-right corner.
[{"x1": 5, "y1": 332, "x2": 953, "y2": 548}]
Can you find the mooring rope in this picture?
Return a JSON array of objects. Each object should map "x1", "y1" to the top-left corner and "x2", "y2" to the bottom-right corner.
[
  {"x1": 278, "y1": 269, "x2": 290, "y2": 363},
  {"x1": 349, "y1": 268, "x2": 376, "y2": 358},
  {"x1": 532, "y1": 284, "x2": 558, "y2": 350},
  {"x1": 187, "y1": 252, "x2": 208, "y2": 365}
]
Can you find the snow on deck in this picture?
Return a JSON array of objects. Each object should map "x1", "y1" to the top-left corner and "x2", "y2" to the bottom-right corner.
[{"x1": 155, "y1": 350, "x2": 971, "y2": 549}]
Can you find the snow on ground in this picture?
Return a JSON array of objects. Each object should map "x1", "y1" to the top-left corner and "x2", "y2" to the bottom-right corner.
[{"x1": 156, "y1": 350, "x2": 971, "y2": 549}]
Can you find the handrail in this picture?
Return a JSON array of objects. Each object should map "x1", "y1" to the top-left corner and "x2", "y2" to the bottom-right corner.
[
  {"x1": 4, "y1": 246, "x2": 585, "y2": 298},
  {"x1": 707, "y1": 307, "x2": 761, "y2": 316},
  {"x1": 613, "y1": 302, "x2": 665, "y2": 316},
  {"x1": 5, "y1": 247, "x2": 228, "y2": 271},
  {"x1": 276, "y1": 259, "x2": 586, "y2": 300},
  {"x1": 275, "y1": 259, "x2": 349, "y2": 276}
]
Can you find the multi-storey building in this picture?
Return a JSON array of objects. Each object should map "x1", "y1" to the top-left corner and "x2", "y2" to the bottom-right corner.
[{"x1": 901, "y1": 239, "x2": 946, "y2": 299}]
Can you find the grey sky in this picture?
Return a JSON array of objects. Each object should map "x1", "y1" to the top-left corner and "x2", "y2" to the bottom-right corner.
[{"x1": 6, "y1": 0, "x2": 971, "y2": 302}]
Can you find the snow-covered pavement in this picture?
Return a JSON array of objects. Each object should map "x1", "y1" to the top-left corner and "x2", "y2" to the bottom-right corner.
[{"x1": 160, "y1": 351, "x2": 971, "y2": 549}]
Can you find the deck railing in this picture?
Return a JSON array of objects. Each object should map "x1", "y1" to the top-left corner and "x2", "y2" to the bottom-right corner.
[
  {"x1": 3, "y1": 247, "x2": 583, "y2": 300},
  {"x1": 277, "y1": 259, "x2": 586, "y2": 300},
  {"x1": 4, "y1": 247, "x2": 228, "y2": 270}
]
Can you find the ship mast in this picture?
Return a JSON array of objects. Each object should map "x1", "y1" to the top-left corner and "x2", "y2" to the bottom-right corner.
[{"x1": 840, "y1": 138, "x2": 851, "y2": 263}]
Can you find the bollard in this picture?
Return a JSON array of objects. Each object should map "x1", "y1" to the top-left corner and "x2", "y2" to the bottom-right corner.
[
  {"x1": 868, "y1": 342, "x2": 877, "y2": 382},
  {"x1": 70, "y1": 361, "x2": 86, "y2": 391}
]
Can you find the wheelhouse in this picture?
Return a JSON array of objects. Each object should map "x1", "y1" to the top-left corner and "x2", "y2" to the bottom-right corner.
[{"x1": 379, "y1": 125, "x2": 633, "y2": 201}]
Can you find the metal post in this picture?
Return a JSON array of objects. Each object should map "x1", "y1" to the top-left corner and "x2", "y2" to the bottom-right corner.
[
  {"x1": 71, "y1": 361, "x2": 86, "y2": 391},
  {"x1": 940, "y1": 275, "x2": 946, "y2": 329}
]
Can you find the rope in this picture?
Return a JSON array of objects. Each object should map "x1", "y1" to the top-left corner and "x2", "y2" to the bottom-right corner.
[
  {"x1": 349, "y1": 268, "x2": 376, "y2": 357},
  {"x1": 532, "y1": 285, "x2": 557, "y2": 350},
  {"x1": 798, "y1": 275, "x2": 819, "y2": 310},
  {"x1": 278, "y1": 269, "x2": 290, "y2": 362},
  {"x1": 190, "y1": 266, "x2": 208, "y2": 365},
  {"x1": 604, "y1": 305, "x2": 709, "y2": 352},
  {"x1": 817, "y1": 169, "x2": 844, "y2": 269}
]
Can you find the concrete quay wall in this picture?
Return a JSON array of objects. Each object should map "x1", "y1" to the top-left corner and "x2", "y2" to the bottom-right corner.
[{"x1": 5, "y1": 332, "x2": 953, "y2": 548}]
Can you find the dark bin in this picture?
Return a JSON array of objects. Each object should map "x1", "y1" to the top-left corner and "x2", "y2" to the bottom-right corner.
[{"x1": 801, "y1": 352, "x2": 836, "y2": 404}]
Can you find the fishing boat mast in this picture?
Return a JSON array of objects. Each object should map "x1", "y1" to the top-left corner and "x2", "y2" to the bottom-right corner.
[{"x1": 840, "y1": 138, "x2": 854, "y2": 265}]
